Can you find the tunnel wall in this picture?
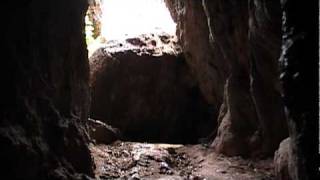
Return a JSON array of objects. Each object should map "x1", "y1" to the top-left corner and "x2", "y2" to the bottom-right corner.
[
  {"x1": 0, "y1": 0, "x2": 317, "y2": 179},
  {"x1": 165, "y1": 0, "x2": 288, "y2": 157},
  {"x1": 279, "y1": 0, "x2": 319, "y2": 179},
  {"x1": 166, "y1": 0, "x2": 319, "y2": 178},
  {"x1": 0, "y1": 0, "x2": 94, "y2": 178}
]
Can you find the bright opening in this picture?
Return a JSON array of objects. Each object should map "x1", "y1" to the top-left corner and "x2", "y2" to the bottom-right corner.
[
  {"x1": 101, "y1": 0, "x2": 176, "y2": 40},
  {"x1": 86, "y1": 0, "x2": 176, "y2": 56}
]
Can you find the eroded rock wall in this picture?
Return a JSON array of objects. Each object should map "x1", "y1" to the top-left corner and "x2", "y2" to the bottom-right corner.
[
  {"x1": 165, "y1": 0, "x2": 288, "y2": 156},
  {"x1": 0, "y1": 0, "x2": 94, "y2": 179},
  {"x1": 165, "y1": 0, "x2": 229, "y2": 108},
  {"x1": 202, "y1": 0, "x2": 262, "y2": 157},
  {"x1": 247, "y1": 0, "x2": 288, "y2": 156},
  {"x1": 279, "y1": 0, "x2": 319, "y2": 179}
]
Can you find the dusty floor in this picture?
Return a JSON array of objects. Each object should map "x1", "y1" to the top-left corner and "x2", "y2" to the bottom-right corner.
[{"x1": 90, "y1": 141, "x2": 275, "y2": 180}]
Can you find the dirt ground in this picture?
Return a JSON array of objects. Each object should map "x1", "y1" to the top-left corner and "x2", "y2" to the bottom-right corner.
[{"x1": 90, "y1": 141, "x2": 275, "y2": 180}]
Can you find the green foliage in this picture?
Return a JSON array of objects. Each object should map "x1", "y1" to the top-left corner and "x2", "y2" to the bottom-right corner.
[{"x1": 85, "y1": 13, "x2": 96, "y2": 46}]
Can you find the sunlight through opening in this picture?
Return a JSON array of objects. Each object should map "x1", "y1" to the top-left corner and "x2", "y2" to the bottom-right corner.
[
  {"x1": 85, "y1": 0, "x2": 176, "y2": 56},
  {"x1": 101, "y1": 0, "x2": 176, "y2": 40}
]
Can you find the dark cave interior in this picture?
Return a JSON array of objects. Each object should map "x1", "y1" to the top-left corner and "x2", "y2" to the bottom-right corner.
[{"x1": 0, "y1": 0, "x2": 319, "y2": 179}]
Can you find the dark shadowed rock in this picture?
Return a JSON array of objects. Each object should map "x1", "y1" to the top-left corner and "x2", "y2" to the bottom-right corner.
[
  {"x1": 165, "y1": 0, "x2": 229, "y2": 107},
  {"x1": 279, "y1": 0, "x2": 319, "y2": 179},
  {"x1": 87, "y1": 118, "x2": 121, "y2": 144},
  {"x1": 165, "y1": 0, "x2": 288, "y2": 157},
  {"x1": 1, "y1": 1, "x2": 316, "y2": 179},
  {"x1": 0, "y1": 0, "x2": 94, "y2": 178},
  {"x1": 248, "y1": 0, "x2": 289, "y2": 155}
]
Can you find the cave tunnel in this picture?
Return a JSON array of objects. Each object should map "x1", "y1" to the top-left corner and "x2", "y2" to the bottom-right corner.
[
  {"x1": 0, "y1": 0, "x2": 319, "y2": 179},
  {"x1": 86, "y1": 0, "x2": 216, "y2": 145}
]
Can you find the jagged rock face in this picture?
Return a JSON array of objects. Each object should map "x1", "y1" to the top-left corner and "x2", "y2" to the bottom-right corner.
[
  {"x1": 202, "y1": 0, "x2": 262, "y2": 157},
  {"x1": 165, "y1": 0, "x2": 229, "y2": 108},
  {"x1": 279, "y1": 1, "x2": 318, "y2": 179},
  {"x1": 274, "y1": 138, "x2": 292, "y2": 180},
  {"x1": 165, "y1": 0, "x2": 288, "y2": 156},
  {"x1": 87, "y1": 118, "x2": 121, "y2": 144},
  {"x1": 247, "y1": 0, "x2": 289, "y2": 156},
  {"x1": 89, "y1": 34, "x2": 216, "y2": 144},
  {"x1": 0, "y1": 0, "x2": 94, "y2": 179}
]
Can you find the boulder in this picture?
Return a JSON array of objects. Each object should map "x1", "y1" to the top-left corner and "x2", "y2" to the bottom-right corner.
[{"x1": 89, "y1": 34, "x2": 217, "y2": 144}]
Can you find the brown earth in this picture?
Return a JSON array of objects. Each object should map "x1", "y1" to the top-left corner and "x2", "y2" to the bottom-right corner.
[{"x1": 90, "y1": 141, "x2": 275, "y2": 180}]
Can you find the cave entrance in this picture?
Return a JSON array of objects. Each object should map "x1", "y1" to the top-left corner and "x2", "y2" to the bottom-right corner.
[
  {"x1": 85, "y1": 0, "x2": 176, "y2": 57},
  {"x1": 86, "y1": 0, "x2": 216, "y2": 145}
]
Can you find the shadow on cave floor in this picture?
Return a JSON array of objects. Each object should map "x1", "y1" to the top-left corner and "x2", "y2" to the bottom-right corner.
[{"x1": 89, "y1": 141, "x2": 275, "y2": 180}]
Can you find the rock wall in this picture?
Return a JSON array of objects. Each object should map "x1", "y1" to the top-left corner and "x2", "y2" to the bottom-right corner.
[
  {"x1": 165, "y1": 0, "x2": 288, "y2": 157},
  {"x1": 279, "y1": 0, "x2": 319, "y2": 179},
  {"x1": 165, "y1": 0, "x2": 229, "y2": 108},
  {"x1": 0, "y1": 0, "x2": 94, "y2": 179},
  {"x1": 274, "y1": 138, "x2": 292, "y2": 180},
  {"x1": 202, "y1": 0, "x2": 263, "y2": 157},
  {"x1": 89, "y1": 34, "x2": 216, "y2": 144}
]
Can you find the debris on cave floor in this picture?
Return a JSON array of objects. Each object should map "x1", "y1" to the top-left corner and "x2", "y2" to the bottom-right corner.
[{"x1": 90, "y1": 141, "x2": 275, "y2": 180}]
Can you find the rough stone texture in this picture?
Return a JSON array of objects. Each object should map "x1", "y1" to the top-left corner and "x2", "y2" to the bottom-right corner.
[
  {"x1": 247, "y1": 0, "x2": 289, "y2": 156},
  {"x1": 1, "y1": 0, "x2": 317, "y2": 179},
  {"x1": 89, "y1": 34, "x2": 216, "y2": 144},
  {"x1": 279, "y1": 0, "x2": 319, "y2": 179},
  {"x1": 165, "y1": 0, "x2": 288, "y2": 156},
  {"x1": 165, "y1": 0, "x2": 229, "y2": 108},
  {"x1": 0, "y1": 0, "x2": 94, "y2": 179},
  {"x1": 274, "y1": 138, "x2": 292, "y2": 180},
  {"x1": 202, "y1": 0, "x2": 262, "y2": 157},
  {"x1": 87, "y1": 118, "x2": 121, "y2": 144}
]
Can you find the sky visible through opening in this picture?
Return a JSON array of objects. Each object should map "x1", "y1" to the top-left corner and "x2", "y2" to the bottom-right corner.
[{"x1": 101, "y1": 0, "x2": 176, "y2": 40}]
